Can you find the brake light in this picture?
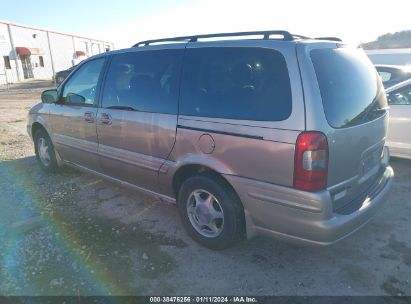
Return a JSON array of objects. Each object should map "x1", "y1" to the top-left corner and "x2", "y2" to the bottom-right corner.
[{"x1": 294, "y1": 132, "x2": 328, "y2": 191}]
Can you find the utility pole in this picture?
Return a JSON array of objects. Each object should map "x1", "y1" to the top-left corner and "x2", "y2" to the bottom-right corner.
[
  {"x1": 46, "y1": 31, "x2": 56, "y2": 85},
  {"x1": 71, "y1": 36, "x2": 76, "y2": 66},
  {"x1": 7, "y1": 23, "x2": 21, "y2": 82}
]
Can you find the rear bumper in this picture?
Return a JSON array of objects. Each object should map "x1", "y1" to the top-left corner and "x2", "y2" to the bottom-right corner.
[{"x1": 224, "y1": 165, "x2": 394, "y2": 246}]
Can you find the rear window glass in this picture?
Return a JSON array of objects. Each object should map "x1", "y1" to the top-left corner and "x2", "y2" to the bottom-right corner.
[
  {"x1": 180, "y1": 47, "x2": 292, "y2": 121},
  {"x1": 311, "y1": 47, "x2": 387, "y2": 128}
]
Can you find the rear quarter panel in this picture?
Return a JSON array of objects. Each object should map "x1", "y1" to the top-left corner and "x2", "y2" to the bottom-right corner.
[{"x1": 297, "y1": 42, "x2": 389, "y2": 211}]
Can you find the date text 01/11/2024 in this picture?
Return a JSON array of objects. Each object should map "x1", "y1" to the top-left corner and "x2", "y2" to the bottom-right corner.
[{"x1": 149, "y1": 296, "x2": 258, "y2": 303}]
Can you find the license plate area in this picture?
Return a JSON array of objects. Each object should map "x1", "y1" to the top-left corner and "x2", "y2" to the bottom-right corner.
[{"x1": 359, "y1": 144, "x2": 383, "y2": 183}]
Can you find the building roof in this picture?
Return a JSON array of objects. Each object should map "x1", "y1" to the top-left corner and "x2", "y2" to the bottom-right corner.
[{"x1": 0, "y1": 19, "x2": 113, "y2": 45}]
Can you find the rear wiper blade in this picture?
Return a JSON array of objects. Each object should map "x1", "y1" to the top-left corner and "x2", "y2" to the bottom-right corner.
[
  {"x1": 372, "y1": 107, "x2": 390, "y2": 112},
  {"x1": 362, "y1": 88, "x2": 385, "y2": 122},
  {"x1": 106, "y1": 105, "x2": 138, "y2": 111}
]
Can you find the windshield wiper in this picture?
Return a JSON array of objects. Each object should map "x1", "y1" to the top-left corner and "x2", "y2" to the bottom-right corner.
[{"x1": 106, "y1": 105, "x2": 139, "y2": 111}]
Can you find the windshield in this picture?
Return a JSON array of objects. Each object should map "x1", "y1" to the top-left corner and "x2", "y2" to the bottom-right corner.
[{"x1": 311, "y1": 47, "x2": 387, "y2": 128}]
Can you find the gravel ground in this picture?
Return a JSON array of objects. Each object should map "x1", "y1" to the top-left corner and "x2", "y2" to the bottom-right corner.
[{"x1": 0, "y1": 85, "x2": 410, "y2": 296}]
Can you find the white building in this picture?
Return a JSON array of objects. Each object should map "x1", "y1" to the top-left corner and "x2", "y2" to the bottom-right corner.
[
  {"x1": 0, "y1": 20, "x2": 114, "y2": 85},
  {"x1": 366, "y1": 48, "x2": 411, "y2": 66}
]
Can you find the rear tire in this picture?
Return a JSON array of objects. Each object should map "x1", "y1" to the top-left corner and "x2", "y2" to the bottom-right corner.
[
  {"x1": 177, "y1": 174, "x2": 244, "y2": 250},
  {"x1": 34, "y1": 129, "x2": 58, "y2": 173}
]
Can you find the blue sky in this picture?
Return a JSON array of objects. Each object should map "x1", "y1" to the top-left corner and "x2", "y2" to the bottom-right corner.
[
  {"x1": 1, "y1": 0, "x2": 184, "y2": 35},
  {"x1": 2, "y1": 0, "x2": 411, "y2": 49}
]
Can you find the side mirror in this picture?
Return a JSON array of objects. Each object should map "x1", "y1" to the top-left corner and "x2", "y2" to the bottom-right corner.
[{"x1": 41, "y1": 89, "x2": 58, "y2": 103}]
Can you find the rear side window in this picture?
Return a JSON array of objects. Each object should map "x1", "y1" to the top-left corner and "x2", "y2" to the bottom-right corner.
[
  {"x1": 180, "y1": 47, "x2": 292, "y2": 121},
  {"x1": 102, "y1": 49, "x2": 183, "y2": 114},
  {"x1": 311, "y1": 47, "x2": 387, "y2": 128}
]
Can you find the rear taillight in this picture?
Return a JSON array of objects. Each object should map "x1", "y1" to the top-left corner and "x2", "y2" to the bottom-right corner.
[{"x1": 294, "y1": 132, "x2": 328, "y2": 192}]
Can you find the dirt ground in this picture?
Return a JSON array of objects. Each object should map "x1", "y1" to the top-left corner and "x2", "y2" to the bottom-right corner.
[{"x1": 0, "y1": 85, "x2": 410, "y2": 296}]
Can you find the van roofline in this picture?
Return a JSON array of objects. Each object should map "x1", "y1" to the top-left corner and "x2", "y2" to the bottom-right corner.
[{"x1": 92, "y1": 37, "x2": 343, "y2": 60}]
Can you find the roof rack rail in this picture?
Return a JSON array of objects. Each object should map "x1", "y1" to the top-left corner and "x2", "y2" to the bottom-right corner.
[
  {"x1": 292, "y1": 34, "x2": 311, "y2": 39},
  {"x1": 133, "y1": 30, "x2": 295, "y2": 47},
  {"x1": 315, "y1": 37, "x2": 342, "y2": 42}
]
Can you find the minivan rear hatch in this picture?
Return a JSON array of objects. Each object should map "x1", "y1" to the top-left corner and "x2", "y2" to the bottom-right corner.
[{"x1": 310, "y1": 46, "x2": 388, "y2": 213}]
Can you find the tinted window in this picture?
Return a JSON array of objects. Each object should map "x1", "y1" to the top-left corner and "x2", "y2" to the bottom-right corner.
[
  {"x1": 102, "y1": 50, "x2": 183, "y2": 114},
  {"x1": 180, "y1": 47, "x2": 292, "y2": 121},
  {"x1": 311, "y1": 48, "x2": 387, "y2": 128},
  {"x1": 388, "y1": 84, "x2": 411, "y2": 105},
  {"x1": 62, "y1": 58, "x2": 105, "y2": 105},
  {"x1": 393, "y1": 68, "x2": 411, "y2": 79}
]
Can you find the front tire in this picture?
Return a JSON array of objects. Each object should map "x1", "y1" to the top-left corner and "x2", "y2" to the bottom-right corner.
[
  {"x1": 34, "y1": 129, "x2": 58, "y2": 173},
  {"x1": 177, "y1": 174, "x2": 244, "y2": 250}
]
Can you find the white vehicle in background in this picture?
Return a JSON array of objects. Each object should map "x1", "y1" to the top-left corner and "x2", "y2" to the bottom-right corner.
[
  {"x1": 375, "y1": 64, "x2": 411, "y2": 88},
  {"x1": 386, "y1": 78, "x2": 411, "y2": 159}
]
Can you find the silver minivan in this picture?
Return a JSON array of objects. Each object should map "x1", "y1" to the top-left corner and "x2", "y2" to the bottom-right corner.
[{"x1": 28, "y1": 31, "x2": 394, "y2": 249}]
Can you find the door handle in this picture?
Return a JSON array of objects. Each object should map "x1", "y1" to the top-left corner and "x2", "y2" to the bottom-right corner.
[
  {"x1": 99, "y1": 113, "x2": 112, "y2": 125},
  {"x1": 84, "y1": 111, "x2": 95, "y2": 123}
]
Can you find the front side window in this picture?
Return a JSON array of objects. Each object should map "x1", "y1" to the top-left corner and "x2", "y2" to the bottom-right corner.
[
  {"x1": 62, "y1": 58, "x2": 105, "y2": 105},
  {"x1": 180, "y1": 47, "x2": 292, "y2": 121},
  {"x1": 388, "y1": 84, "x2": 411, "y2": 105},
  {"x1": 101, "y1": 49, "x2": 183, "y2": 114}
]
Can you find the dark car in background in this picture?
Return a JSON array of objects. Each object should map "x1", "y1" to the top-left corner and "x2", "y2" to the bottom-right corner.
[
  {"x1": 55, "y1": 65, "x2": 77, "y2": 85},
  {"x1": 375, "y1": 64, "x2": 411, "y2": 88}
]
